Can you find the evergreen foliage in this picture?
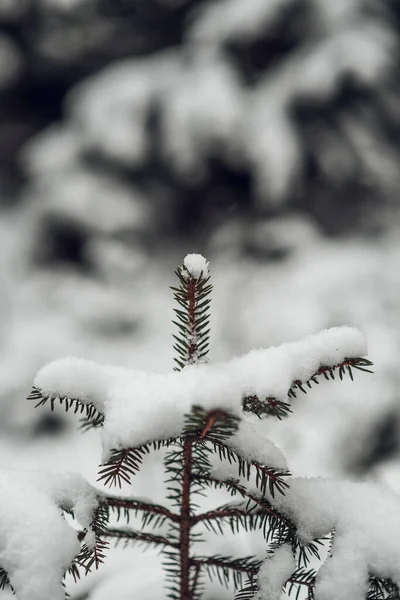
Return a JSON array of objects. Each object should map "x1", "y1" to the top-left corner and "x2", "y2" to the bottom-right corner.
[{"x1": 25, "y1": 256, "x2": 395, "y2": 600}]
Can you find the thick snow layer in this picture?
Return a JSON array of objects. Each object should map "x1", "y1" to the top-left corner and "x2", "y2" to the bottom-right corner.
[
  {"x1": 227, "y1": 420, "x2": 287, "y2": 471},
  {"x1": 210, "y1": 419, "x2": 288, "y2": 480},
  {"x1": 261, "y1": 477, "x2": 400, "y2": 600},
  {"x1": 255, "y1": 545, "x2": 295, "y2": 600},
  {"x1": 0, "y1": 469, "x2": 98, "y2": 600},
  {"x1": 183, "y1": 254, "x2": 210, "y2": 279},
  {"x1": 34, "y1": 327, "x2": 366, "y2": 463}
]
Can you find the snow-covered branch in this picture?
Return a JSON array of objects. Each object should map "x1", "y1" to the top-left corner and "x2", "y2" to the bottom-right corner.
[{"x1": 32, "y1": 326, "x2": 368, "y2": 463}]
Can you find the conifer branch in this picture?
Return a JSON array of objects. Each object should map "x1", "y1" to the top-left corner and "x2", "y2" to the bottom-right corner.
[
  {"x1": 210, "y1": 440, "x2": 290, "y2": 497},
  {"x1": 192, "y1": 472, "x2": 249, "y2": 498},
  {"x1": 192, "y1": 506, "x2": 249, "y2": 525},
  {"x1": 98, "y1": 438, "x2": 175, "y2": 487},
  {"x1": 106, "y1": 496, "x2": 179, "y2": 524},
  {"x1": 184, "y1": 406, "x2": 240, "y2": 443},
  {"x1": 100, "y1": 527, "x2": 178, "y2": 549},
  {"x1": 190, "y1": 555, "x2": 261, "y2": 589},
  {"x1": 0, "y1": 568, "x2": 11, "y2": 592},
  {"x1": 367, "y1": 576, "x2": 400, "y2": 599},
  {"x1": 171, "y1": 258, "x2": 212, "y2": 370},
  {"x1": 98, "y1": 447, "x2": 149, "y2": 488},
  {"x1": 235, "y1": 569, "x2": 318, "y2": 600},
  {"x1": 191, "y1": 563, "x2": 202, "y2": 600},
  {"x1": 288, "y1": 357, "x2": 374, "y2": 399},
  {"x1": 243, "y1": 356, "x2": 374, "y2": 419},
  {"x1": 235, "y1": 555, "x2": 400, "y2": 599},
  {"x1": 285, "y1": 568, "x2": 316, "y2": 596},
  {"x1": 73, "y1": 539, "x2": 109, "y2": 576},
  {"x1": 170, "y1": 258, "x2": 213, "y2": 600},
  {"x1": 192, "y1": 473, "x2": 293, "y2": 533},
  {"x1": 27, "y1": 386, "x2": 104, "y2": 423},
  {"x1": 243, "y1": 395, "x2": 292, "y2": 419}
]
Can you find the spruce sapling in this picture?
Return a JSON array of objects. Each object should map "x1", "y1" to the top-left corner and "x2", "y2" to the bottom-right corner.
[{"x1": 28, "y1": 254, "x2": 400, "y2": 600}]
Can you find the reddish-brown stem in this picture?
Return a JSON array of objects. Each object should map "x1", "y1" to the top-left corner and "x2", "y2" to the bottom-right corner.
[
  {"x1": 198, "y1": 410, "x2": 227, "y2": 440},
  {"x1": 100, "y1": 528, "x2": 177, "y2": 548},
  {"x1": 192, "y1": 473, "x2": 292, "y2": 530},
  {"x1": 180, "y1": 440, "x2": 193, "y2": 600},
  {"x1": 288, "y1": 576, "x2": 315, "y2": 589},
  {"x1": 187, "y1": 278, "x2": 197, "y2": 363},
  {"x1": 199, "y1": 414, "x2": 217, "y2": 439},
  {"x1": 179, "y1": 274, "x2": 203, "y2": 599}
]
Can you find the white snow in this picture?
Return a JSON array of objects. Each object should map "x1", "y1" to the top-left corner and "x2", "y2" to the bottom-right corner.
[
  {"x1": 227, "y1": 420, "x2": 287, "y2": 471},
  {"x1": 183, "y1": 254, "x2": 210, "y2": 279},
  {"x1": 190, "y1": 0, "x2": 295, "y2": 46},
  {"x1": 34, "y1": 327, "x2": 366, "y2": 464},
  {"x1": 255, "y1": 544, "x2": 295, "y2": 600},
  {"x1": 0, "y1": 468, "x2": 99, "y2": 600},
  {"x1": 25, "y1": 168, "x2": 151, "y2": 235},
  {"x1": 20, "y1": 125, "x2": 83, "y2": 175},
  {"x1": 210, "y1": 419, "x2": 288, "y2": 482},
  {"x1": 160, "y1": 57, "x2": 244, "y2": 180},
  {"x1": 255, "y1": 477, "x2": 400, "y2": 600},
  {"x1": 68, "y1": 53, "x2": 179, "y2": 167},
  {"x1": 209, "y1": 457, "x2": 400, "y2": 599}
]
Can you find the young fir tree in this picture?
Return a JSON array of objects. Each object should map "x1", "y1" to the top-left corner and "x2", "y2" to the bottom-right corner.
[{"x1": 25, "y1": 254, "x2": 400, "y2": 600}]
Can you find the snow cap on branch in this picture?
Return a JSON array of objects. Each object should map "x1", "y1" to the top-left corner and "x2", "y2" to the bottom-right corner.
[
  {"x1": 183, "y1": 253, "x2": 210, "y2": 278},
  {"x1": 227, "y1": 419, "x2": 288, "y2": 471},
  {"x1": 34, "y1": 327, "x2": 367, "y2": 464}
]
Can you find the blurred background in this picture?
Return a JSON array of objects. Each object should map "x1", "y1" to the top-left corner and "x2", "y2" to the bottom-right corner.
[{"x1": 1, "y1": 0, "x2": 400, "y2": 598}]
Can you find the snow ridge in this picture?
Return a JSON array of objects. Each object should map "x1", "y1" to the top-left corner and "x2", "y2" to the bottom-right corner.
[{"x1": 35, "y1": 326, "x2": 366, "y2": 464}]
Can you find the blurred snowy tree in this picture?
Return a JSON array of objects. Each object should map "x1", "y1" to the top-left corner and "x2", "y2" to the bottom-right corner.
[{"x1": 0, "y1": 0, "x2": 398, "y2": 242}]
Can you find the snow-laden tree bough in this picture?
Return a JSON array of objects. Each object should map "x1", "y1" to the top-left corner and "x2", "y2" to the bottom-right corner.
[{"x1": 13, "y1": 254, "x2": 399, "y2": 600}]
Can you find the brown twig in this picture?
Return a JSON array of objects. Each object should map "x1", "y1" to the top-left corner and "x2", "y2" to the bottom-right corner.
[
  {"x1": 190, "y1": 556, "x2": 259, "y2": 577},
  {"x1": 106, "y1": 497, "x2": 179, "y2": 522},
  {"x1": 187, "y1": 277, "x2": 197, "y2": 363},
  {"x1": 192, "y1": 507, "x2": 247, "y2": 524},
  {"x1": 192, "y1": 473, "x2": 292, "y2": 530},
  {"x1": 100, "y1": 528, "x2": 178, "y2": 549},
  {"x1": 211, "y1": 439, "x2": 291, "y2": 496},
  {"x1": 199, "y1": 414, "x2": 217, "y2": 439},
  {"x1": 180, "y1": 440, "x2": 193, "y2": 600}
]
